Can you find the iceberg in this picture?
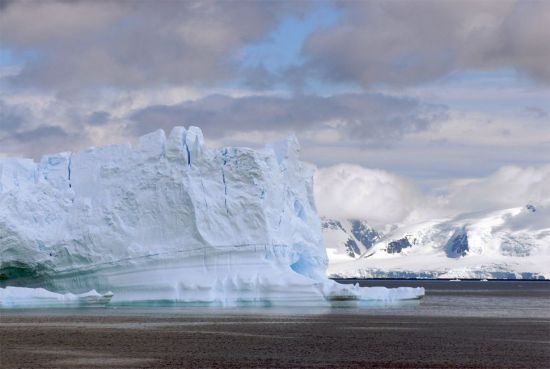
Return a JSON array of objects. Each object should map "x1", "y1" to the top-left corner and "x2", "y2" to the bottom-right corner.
[
  {"x1": 0, "y1": 287, "x2": 113, "y2": 308},
  {"x1": 0, "y1": 126, "x2": 423, "y2": 307}
]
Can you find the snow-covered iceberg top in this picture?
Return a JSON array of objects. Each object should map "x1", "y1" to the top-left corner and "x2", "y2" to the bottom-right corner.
[{"x1": 0, "y1": 126, "x2": 423, "y2": 307}]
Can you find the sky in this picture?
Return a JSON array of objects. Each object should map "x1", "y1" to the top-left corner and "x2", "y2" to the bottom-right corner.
[{"x1": 1, "y1": 0, "x2": 549, "y2": 225}]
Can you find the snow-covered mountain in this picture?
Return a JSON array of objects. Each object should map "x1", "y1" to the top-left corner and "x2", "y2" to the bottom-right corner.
[
  {"x1": 0, "y1": 126, "x2": 423, "y2": 307},
  {"x1": 322, "y1": 219, "x2": 380, "y2": 261},
  {"x1": 325, "y1": 204, "x2": 550, "y2": 279}
]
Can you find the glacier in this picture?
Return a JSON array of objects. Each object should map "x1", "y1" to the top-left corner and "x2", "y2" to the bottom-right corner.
[
  {"x1": 326, "y1": 204, "x2": 550, "y2": 280},
  {"x1": 0, "y1": 126, "x2": 423, "y2": 308}
]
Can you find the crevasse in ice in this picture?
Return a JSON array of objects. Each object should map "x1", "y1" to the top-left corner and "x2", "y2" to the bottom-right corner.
[{"x1": 0, "y1": 126, "x2": 423, "y2": 307}]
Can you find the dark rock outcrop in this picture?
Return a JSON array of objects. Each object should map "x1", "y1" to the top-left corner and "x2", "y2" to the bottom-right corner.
[
  {"x1": 446, "y1": 228, "x2": 469, "y2": 257},
  {"x1": 350, "y1": 220, "x2": 380, "y2": 249},
  {"x1": 345, "y1": 239, "x2": 361, "y2": 258},
  {"x1": 387, "y1": 238, "x2": 412, "y2": 254}
]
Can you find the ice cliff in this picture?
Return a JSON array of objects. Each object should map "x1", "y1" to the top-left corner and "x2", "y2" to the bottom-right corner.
[{"x1": 0, "y1": 126, "x2": 423, "y2": 307}]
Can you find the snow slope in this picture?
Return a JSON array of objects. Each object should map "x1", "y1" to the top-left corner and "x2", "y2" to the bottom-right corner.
[
  {"x1": 322, "y1": 219, "x2": 380, "y2": 262},
  {"x1": 0, "y1": 126, "x2": 423, "y2": 306},
  {"x1": 327, "y1": 204, "x2": 550, "y2": 279}
]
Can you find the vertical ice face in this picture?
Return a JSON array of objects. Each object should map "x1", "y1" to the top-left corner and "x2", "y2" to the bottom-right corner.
[
  {"x1": 37, "y1": 152, "x2": 72, "y2": 191},
  {"x1": 0, "y1": 126, "x2": 335, "y2": 304},
  {"x1": 0, "y1": 158, "x2": 37, "y2": 193}
]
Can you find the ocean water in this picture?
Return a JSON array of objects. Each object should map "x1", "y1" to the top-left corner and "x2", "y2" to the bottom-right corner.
[
  {"x1": 334, "y1": 279, "x2": 550, "y2": 318},
  {"x1": 2, "y1": 280, "x2": 549, "y2": 368}
]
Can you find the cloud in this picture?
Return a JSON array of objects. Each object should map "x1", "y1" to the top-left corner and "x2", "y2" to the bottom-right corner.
[
  {"x1": 523, "y1": 106, "x2": 549, "y2": 120},
  {"x1": 87, "y1": 111, "x2": 111, "y2": 126},
  {"x1": 12, "y1": 125, "x2": 67, "y2": 143},
  {"x1": 0, "y1": 0, "x2": 297, "y2": 91},
  {"x1": 302, "y1": 0, "x2": 550, "y2": 87},
  {"x1": 0, "y1": 124, "x2": 74, "y2": 159},
  {"x1": 0, "y1": 99, "x2": 29, "y2": 131},
  {"x1": 0, "y1": 98, "x2": 79, "y2": 158},
  {"x1": 5, "y1": 0, "x2": 546, "y2": 94},
  {"x1": 442, "y1": 165, "x2": 550, "y2": 214},
  {"x1": 129, "y1": 92, "x2": 447, "y2": 143},
  {"x1": 314, "y1": 164, "x2": 424, "y2": 226},
  {"x1": 0, "y1": 90, "x2": 446, "y2": 159},
  {"x1": 314, "y1": 163, "x2": 550, "y2": 227}
]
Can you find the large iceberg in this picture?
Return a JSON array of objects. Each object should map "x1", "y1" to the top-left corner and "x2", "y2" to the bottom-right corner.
[{"x1": 0, "y1": 126, "x2": 423, "y2": 307}]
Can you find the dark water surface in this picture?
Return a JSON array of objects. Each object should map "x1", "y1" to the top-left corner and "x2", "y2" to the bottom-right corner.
[
  {"x1": 335, "y1": 279, "x2": 550, "y2": 318},
  {"x1": 1, "y1": 280, "x2": 549, "y2": 368}
]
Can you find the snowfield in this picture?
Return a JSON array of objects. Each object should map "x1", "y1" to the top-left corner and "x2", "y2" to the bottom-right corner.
[
  {"x1": 325, "y1": 204, "x2": 550, "y2": 279},
  {"x1": 0, "y1": 126, "x2": 423, "y2": 307}
]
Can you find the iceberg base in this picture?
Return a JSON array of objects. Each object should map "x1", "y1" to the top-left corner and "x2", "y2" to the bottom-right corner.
[
  {"x1": 1, "y1": 249, "x2": 424, "y2": 308},
  {"x1": 0, "y1": 287, "x2": 113, "y2": 308}
]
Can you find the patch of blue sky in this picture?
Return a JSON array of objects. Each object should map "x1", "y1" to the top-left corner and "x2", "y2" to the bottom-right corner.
[
  {"x1": 231, "y1": 4, "x2": 365, "y2": 96},
  {"x1": 238, "y1": 3, "x2": 341, "y2": 73},
  {"x1": 0, "y1": 48, "x2": 17, "y2": 66},
  {"x1": 0, "y1": 47, "x2": 39, "y2": 66},
  {"x1": 301, "y1": 78, "x2": 362, "y2": 97}
]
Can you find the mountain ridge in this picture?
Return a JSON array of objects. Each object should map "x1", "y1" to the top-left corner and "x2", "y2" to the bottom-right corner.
[{"x1": 324, "y1": 203, "x2": 550, "y2": 279}]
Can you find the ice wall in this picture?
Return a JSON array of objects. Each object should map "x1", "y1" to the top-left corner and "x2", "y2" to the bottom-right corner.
[{"x1": 0, "y1": 127, "x2": 423, "y2": 306}]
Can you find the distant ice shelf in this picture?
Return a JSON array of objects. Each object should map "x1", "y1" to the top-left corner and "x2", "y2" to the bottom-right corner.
[{"x1": 0, "y1": 126, "x2": 423, "y2": 308}]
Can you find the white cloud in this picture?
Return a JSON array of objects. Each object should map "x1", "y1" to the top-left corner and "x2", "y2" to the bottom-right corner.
[
  {"x1": 442, "y1": 165, "x2": 550, "y2": 214},
  {"x1": 314, "y1": 163, "x2": 550, "y2": 227},
  {"x1": 314, "y1": 164, "x2": 424, "y2": 227}
]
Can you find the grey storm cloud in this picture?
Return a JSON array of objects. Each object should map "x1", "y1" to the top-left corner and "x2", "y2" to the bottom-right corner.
[
  {"x1": 0, "y1": 0, "x2": 302, "y2": 91},
  {"x1": 87, "y1": 111, "x2": 111, "y2": 126},
  {"x1": 0, "y1": 125, "x2": 72, "y2": 158},
  {"x1": 523, "y1": 106, "x2": 549, "y2": 120},
  {"x1": 0, "y1": 91, "x2": 446, "y2": 159},
  {"x1": 129, "y1": 93, "x2": 448, "y2": 143},
  {"x1": 12, "y1": 125, "x2": 67, "y2": 143},
  {"x1": 0, "y1": 99, "x2": 75, "y2": 158},
  {"x1": 301, "y1": 0, "x2": 550, "y2": 87},
  {"x1": 0, "y1": 99, "x2": 29, "y2": 131}
]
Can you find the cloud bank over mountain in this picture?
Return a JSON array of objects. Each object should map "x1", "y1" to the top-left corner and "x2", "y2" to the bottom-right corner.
[{"x1": 314, "y1": 163, "x2": 550, "y2": 227}]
